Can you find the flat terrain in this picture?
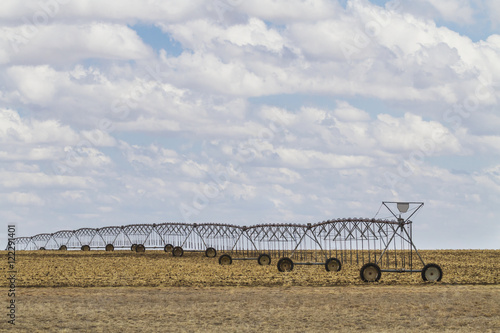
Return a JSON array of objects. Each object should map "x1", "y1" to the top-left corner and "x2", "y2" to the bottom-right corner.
[
  {"x1": 1, "y1": 250, "x2": 499, "y2": 332},
  {"x1": 3, "y1": 285, "x2": 499, "y2": 332},
  {"x1": 2, "y1": 250, "x2": 499, "y2": 287}
]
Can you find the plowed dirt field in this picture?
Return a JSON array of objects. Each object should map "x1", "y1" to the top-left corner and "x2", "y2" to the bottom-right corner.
[{"x1": 2, "y1": 250, "x2": 498, "y2": 332}]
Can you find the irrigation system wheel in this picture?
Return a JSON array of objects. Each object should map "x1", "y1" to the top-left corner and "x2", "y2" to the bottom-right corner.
[
  {"x1": 421, "y1": 263, "x2": 443, "y2": 282},
  {"x1": 131, "y1": 244, "x2": 137, "y2": 251},
  {"x1": 59, "y1": 245, "x2": 67, "y2": 251},
  {"x1": 218, "y1": 254, "x2": 232, "y2": 265},
  {"x1": 360, "y1": 263, "x2": 381, "y2": 282},
  {"x1": 172, "y1": 246, "x2": 184, "y2": 257},
  {"x1": 205, "y1": 247, "x2": 217, "y2": 258},
  {"x1": 257, "y1": 253, "x2": 271, "y2": 265},
  {"x1": 325, "y1": 257, "x2": 342, "y2": 272},
  {"x1": 81, "y1": 245, "x2": 91, "y2": 251},
  {"x1": 105, "y1": 244, "x2": 114, "y2": 251},
  {"x1": 277, "y1": 257, "x2": 294, "y2": 272},
  {"x1": 135, "y1": 244, "x2": 146, "y2": 252},
  {"x1": 164, "y1": 244, "x2": 174, "y2": 252}
]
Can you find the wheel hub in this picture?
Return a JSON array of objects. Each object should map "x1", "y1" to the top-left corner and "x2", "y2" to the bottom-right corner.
[
  {"x1": 328, "y1": 262, "x2": 339, "y2": 271},
  {"x1": 425, "y1": 267, "x2": 440, "y2": 281},
  {"x1": 364, "y1": 267, "x2": 377, "y2": 281}
]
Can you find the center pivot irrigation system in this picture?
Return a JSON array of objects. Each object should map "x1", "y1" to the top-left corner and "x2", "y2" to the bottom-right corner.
[{"x1": 10, "y1": 202, "x2": 443, "y2": 282}]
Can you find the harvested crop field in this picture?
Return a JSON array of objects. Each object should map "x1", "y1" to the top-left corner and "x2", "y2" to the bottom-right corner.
[
  {"x1": 1, "y1": 250, "x2": 499, "y2": 287},
  {"x1": 3, "y1": 285, "x2": 500, "y2": 332},
  {"x1": 2, "y1": 250, "x2": 499, "y2": 332}
]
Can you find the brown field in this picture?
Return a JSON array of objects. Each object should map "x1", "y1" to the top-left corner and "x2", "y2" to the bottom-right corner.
[
  {"x1": 2, "y1": 285, "x2": 499, "y2": 332},
  {"x1": 2, "y1": 250, "x2": 499, "y2": 287},
  {"x1": 1, "y1": 250, "x2": 499, "y2": 332}
]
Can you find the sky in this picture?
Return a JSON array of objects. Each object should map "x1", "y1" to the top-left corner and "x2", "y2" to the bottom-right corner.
[{"x1": 0, "y1": 0, "x2": 499, "y2": 249}]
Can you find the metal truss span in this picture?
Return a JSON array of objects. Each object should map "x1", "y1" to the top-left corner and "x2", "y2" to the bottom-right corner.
[
  {"x1": 9, "y1": 202, "x2": 443, "y2": 281},
  {"x1": 11, "y1": 217, "x2": 421, "y2": 267}
]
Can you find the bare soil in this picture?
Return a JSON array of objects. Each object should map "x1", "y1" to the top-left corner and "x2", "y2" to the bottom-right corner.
[
  {"x1": 2, "y1": 250, "x2": 498, "y2": 332},
  {"x1": 2, "y1": 250, "x2": 499, "y2": 287},
  {"x1": 2, "y1": 285, "x2": 499, "y2": 332}
]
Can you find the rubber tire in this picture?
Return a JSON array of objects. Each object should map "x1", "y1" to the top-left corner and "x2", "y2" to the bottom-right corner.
[
  {"x1": 421, "y1": 263, "x2": 443, "y2": 282},
  {"x1": 131, "y1": 244, "x2": 137, "y2": 251},
  {"x1": 205, "y1": 247, "x2": 217, "y2": 258},
  {"x1": 257, "y1": 253, "x2": 271, "y2": 266},
  {"x1": 360, "y1": 263, "x2": 381, "y2": 282},
  {"x1": 164, "y1": 244, "x2": 174, "y2": 252},
  {"x1": 136, "y1": 244, "x2": 146, "y2": 253},
  {"x1": 59, "y1": 245, "x2": 67, "y2": 251},
  {"x1": 172, "y1": 246, "x2": 184, "y2": 257},
  {"x1": 81, "y1": 245, "x2": 91, "y2": 251},
  {"x1": 325, "y1": 257, "x2": 342, "y2": 272},
  {"x1": 277, "y1": 257, "x2": 294, "y2": 272},
  {"x1": 39, "y1": 247, "x2": 46, "y2": 251},
  {"x1": 105, "y1": 244, "x2": 114, "y2": 251},
  {"x1": 219, "y1": 254, "x2": 232, "y2": 265}
]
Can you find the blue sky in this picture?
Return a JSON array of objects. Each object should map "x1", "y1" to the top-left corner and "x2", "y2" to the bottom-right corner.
[
  {"x1": 0, "y1": 0, "x2": 499, "y2": 249},
  {"x1": 132, "y1": 24, "x2": 184, "y2": 56}
]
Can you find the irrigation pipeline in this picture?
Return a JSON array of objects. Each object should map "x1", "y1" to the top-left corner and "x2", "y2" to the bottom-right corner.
[
  {"x1": 10, "y1": 218, "x2": 408, "y2": 253},
  {"x1": 8, "y1": 209, "x2": 445, "y2": 281}
]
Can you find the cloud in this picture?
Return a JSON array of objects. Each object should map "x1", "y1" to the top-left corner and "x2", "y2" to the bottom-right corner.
[
  {"x1": 0, "y1": 0, "x2": 498, "y2": 249},
  {"x1": 274, "y1": 148, "x2": 374, "y2": 169},
  {"x1": 0, "y1": 0, "x2": 207, "y2": 25},
  {"x1": 2, "y1": 2, "x2": 498, "y2": 120},
  {"x1": 159, "y1": 17, "x2": 287, "y2": 53},
  {"x1": 333, "y1": 101, "x2": 371, "y2": 122},
  {"x1": 120, "y1": 142, "x2": 181, "y2": 171},
  {"x1": 255, "y1": 102, "x2": 463, "y2": 158},
  {"x1": 391, "y1": 0, "x2": 475, "y2": 25},
  {"x1": 80, "y1": 129, "x2": 116, "y2": 147},
  {"x1": 0, "y1": 108, "x2": 77, "y2": 143},
  {"x1": 7, "y1": 192, "x2": 45, "y2": 206},
  {"x1": 144, "y1": 1, "x2": 499, "y2": 106},
  {"x1": 0, "y1": 146, "x2": 62, "y2": 161},
  {"x1": 116, "y1": 117, "x2": 181, "y2": 132},
  {"x1": 0, "y1": 170, "x2": 94, "y2": 189},
  {"x1": 372, "y1": 113, "x2": 462, "y2": 154},
  {"x1": 0, "y1": 23, "x2": 154, "y2": 65},
  {"x1": 238, "y1": 0, "x2": 341, "y2": 23},
  {"x1": 0, "y1": 108, "x2": 118, "y2": 190},
  {"x1": 485, "y1": 0, "x2": 500, "y2": 25},
  {"x1": 429, "y1": 0, "x2": 475, "y2": 24},
  {"x1": 6, "y1": 65, "x2": 60, "y2": 104}
]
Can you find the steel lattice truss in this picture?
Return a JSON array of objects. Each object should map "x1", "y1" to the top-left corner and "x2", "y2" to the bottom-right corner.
[
  {"x1": 8, "y1": 203, "x2": 443, "y2": 281},
  {"x1": 9, "y1": 217, "x2": 425, "y2": 269}
]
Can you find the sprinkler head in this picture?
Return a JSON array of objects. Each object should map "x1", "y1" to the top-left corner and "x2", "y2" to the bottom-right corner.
[{"x1": 397, "y1": 202, "x2": 409, "y2": 213}]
